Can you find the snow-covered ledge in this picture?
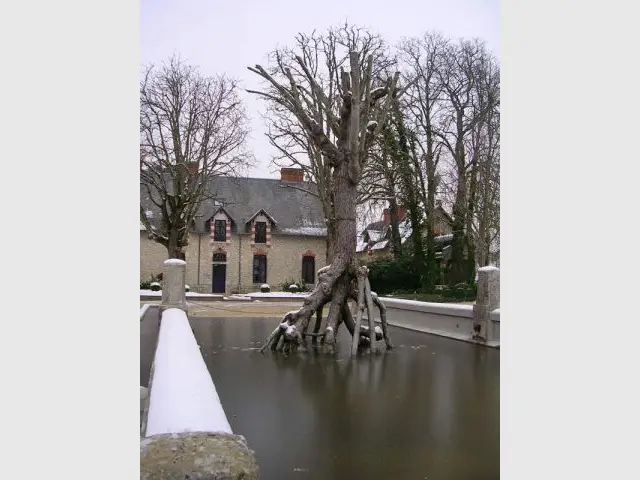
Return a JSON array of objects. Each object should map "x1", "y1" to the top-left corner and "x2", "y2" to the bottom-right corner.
[
  {"x1": 141, "y1": 309, "x2": 258, "y2": 478},
  {"x1": 146, "y1": 308, "x2": 231, "y2": 436},
  {"x1": 140, "y1": 303, "x2": 151, "y2": 321},
  {"x1": 379, "y1": 298, "x2": 500, "y2": 347}
]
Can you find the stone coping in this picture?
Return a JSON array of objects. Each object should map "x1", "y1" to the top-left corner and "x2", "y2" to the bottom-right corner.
[
  {"x1": 140, "y1": 293, "x2": 224, "y2": 302},
  {"x1": 141, "y1": 432, "x2": 259, "y2": 480},
  {"x1": 380, "y1": 298, "x2": 475, "y2": 317}
]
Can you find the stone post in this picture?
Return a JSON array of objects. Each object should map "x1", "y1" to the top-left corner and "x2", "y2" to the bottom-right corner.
[
  {"x1": 160, "y1": 259, "x2": 188, "y2": 311},
  {"x1": 472, "y1": 266, "x2": 500, "y2": 342},
  {"x1": 141, "y1": 432, "x2": 259, "y2": 479}
]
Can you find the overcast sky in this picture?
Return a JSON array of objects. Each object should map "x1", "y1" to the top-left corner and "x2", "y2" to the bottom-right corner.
[{"x1": 141, "y1": 0, "x2": 499, "y2": 178}]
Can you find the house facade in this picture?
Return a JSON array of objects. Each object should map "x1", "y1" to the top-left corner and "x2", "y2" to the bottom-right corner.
[{"x1": 140, "y1": 168, "x2": 328, "y2": 294}]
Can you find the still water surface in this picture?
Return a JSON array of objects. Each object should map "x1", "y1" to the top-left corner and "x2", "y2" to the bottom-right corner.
[{"x1": 191, "y1": 316, "x2": 499, "y2": 480}]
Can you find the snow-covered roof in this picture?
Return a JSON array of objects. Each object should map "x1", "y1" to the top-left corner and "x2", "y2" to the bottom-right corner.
[
  {"x1": 434, "y1": 233, "x2": 454, "y2": 243},
  {"x1": 280, "y1": 218, "x2": 327, "y2": 237},
  {"x1": 371, "y1": 240, "x2": 389, "y2": 251},
  {"x1": 356, "y1": 234, "x2": 368, "y2": 253},
  {"x1": 398, "y1": 218, "x2": 412, "y2": 244},
  {"x1": 141, "y1": 176, "x2": 328, "y2": 238},
  {"x1": 366, "y1": 229, "x2": 385, "y2": 242},
  {"x1": 280, "y1": 226, "x2": 327, "y2": 237}
]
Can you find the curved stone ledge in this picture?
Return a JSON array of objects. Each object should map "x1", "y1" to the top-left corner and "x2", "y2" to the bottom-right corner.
[
  {"x1": 140, "y1": 432, "x2": 259, "y2": 480},
  {"x1": 380, "y1": 298, "x2": 474, "y2": 317}
]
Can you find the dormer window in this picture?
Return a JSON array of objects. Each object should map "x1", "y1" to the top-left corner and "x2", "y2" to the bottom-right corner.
[
  {"x1": 255, "y1": 221, "x2": 267, "y2": 244},
  {"x1": 214, "y1": 219, "x2": 226, "y2": 242},
  {"x1": 246, "y1": 209, "x2": 275, "y2": 247}
]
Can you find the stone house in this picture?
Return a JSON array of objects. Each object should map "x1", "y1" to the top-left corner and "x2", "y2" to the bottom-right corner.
[
  {"x1": 356, "y1": 203, "x2": 455, "y2": 264},
  {"x1": 140, "y1": 168, "x2": 328, "y2": 294}
]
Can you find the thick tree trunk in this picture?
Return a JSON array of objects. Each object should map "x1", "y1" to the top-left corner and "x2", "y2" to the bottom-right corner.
[
  {"x1": 450, "y1": 118, "x2": 468, "y2": 285},
  {"x1": 260, "y1": 161, "x2": 392, "y2": 355},
  {"x1": 167, "y1": 231, "x2": 181, "y2": 259},
  {"x1": 388, "y1": 197, "x2": 403, "y2": 257},
  {"x1": 394, "y1": 105, "x2": 425, "y2": 266},
  {"x1": 450, "y1": 174, "x2": 467, "y2": 285},
  {"x1": 251, "y1": 49, "x2": 397, "y2": 356},
  {"x1": 424, "y1": 149, "x2": 438, "y2": 290}
]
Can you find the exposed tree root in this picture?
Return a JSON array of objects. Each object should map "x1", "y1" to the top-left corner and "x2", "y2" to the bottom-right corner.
[{"x1": 260, "y1": 265, "x2": 392, "y2": 356}]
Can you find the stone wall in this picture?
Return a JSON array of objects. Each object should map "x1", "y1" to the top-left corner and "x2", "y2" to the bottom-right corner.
[
  {"x1": 230, "y1": 233, "x2": 327, "y2": 293},
  {"x1": 141, "y1": 231, "x2": 327, "y2": 294},
  {"x1": 380, "y1": 297, "x2": 500, "y2": 347},
  {"x1": 140, "y1": 232, "x2": 170, "y2": 282}
]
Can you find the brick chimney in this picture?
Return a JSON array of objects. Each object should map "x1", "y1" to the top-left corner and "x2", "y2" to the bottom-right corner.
[
  {"x1": 382, "y1": 205, "x2": 407, "y2": 225},
  {"x1": 280, "y1": 167, "x2": 304, "y2": 182}
]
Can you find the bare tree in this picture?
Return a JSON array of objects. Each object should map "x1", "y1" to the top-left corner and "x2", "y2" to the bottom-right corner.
[
  {"x1": 467, "y1": 54, "x2": 500, "y2": 267},
  {"x1": 248, "y1": 24, "x2": 403, "y2": 354},
  {"x1": 260, "y1": 27, "x2": 395, "y2": 253},
  {"x1": 359, "y1": 110, "x2": 408, "y2": 257},
  {"x1": 399, "y1": 32, "x2": 449, "y2": 286},
  {"x1": 434, "y1": 39, "x2": 497, "y2": 284},
  {"x1": 140, "y1": 56, "x2": 251, "y2": 258}
]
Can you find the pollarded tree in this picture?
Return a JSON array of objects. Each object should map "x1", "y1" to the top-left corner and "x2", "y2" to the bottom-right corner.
[
  {"x1": 260, "y1": 26, "x2": 395, "y2": 263},
  {"x1": 248, "y1": 26, "x2": 404, "y2": 354},
  {"x1": 140, "y1": 56, "x2": 251, "y2": 258}
]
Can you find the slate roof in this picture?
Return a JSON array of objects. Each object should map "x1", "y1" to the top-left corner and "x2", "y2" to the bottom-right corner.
[
  {"x1": 140, "y1": 176, "x2": 328, "y2": 237},
  {"x1": 361, "y1": 220, "x2": 386, "y2": 235}
]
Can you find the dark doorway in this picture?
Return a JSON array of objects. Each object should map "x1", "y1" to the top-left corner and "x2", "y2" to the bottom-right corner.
[
  {"x1": 212, "y1": 252, "x2": 227, "y2": 293},
  {"x1": 212, "y1": 264, "x2": 226, "y2": 293}
]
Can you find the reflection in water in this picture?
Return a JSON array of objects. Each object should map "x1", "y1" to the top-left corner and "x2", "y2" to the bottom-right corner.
[
  {"x1": 431, "y1": 354, "x2": 455, "y2": 446},
  {"x1": 191, "y1": 317, "x2": 499, "y2": 480}
]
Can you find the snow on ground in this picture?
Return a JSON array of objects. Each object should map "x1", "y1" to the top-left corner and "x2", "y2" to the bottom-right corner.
[
  {"x1": 164, "y1": 259, "x2": 186, "y2": 266},
  {"x1": 245, "y1": 292, "x2": 309, "y2": 298},
  {"x1": 140, "y1": 289, "x2": 221, "y2": 297},
  {"x1": 140, "y1": 304, "x2": 151, "y2": 320},
  {"x1": 145, "y1": 308, "x2": 232, "y2": 436}
]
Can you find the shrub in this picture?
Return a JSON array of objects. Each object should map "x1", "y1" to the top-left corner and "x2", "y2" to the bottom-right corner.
[
  {"x1": 140, "y1": 280, "x2": 151, "y2": 290},
  {"x1": 260, "y1": 284, "x2": 270, "y2": 293},
  {"x1": 279, "y1": 278, "x2": 311, "y2": 293},
  {"x1": 441, "y1": 282, "x2": 476, "y2": 301},
  {"x1": 367, "y1": 256, "x2": 422, "y2": 295},
  {"x1": 150, "y1": 282, "x2": 162, "y2": 292},
  {"x1": 185, "y1": 285, "x2": 190, "y2": 292}
]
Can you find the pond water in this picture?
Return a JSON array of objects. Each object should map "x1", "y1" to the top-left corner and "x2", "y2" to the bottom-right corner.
[{"x1": 190, "y1": 316, "x2": 500, "y2": 480}]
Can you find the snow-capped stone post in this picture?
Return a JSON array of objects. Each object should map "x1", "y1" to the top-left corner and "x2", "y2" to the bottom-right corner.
[
  {"x1": 472, "y1": 266, "x2": 500, "y2": 342},
  {"x1": 141, "y1": 307, "x2": 260, "y2": 479},
  {"x1": 160, "y1": 259, "x2": 188, "y2": 311}
]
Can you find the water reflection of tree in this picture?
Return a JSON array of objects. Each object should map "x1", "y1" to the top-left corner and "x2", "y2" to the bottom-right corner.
[{"x1": 270, "y1": 333, "x2": 438, "y2": 478}]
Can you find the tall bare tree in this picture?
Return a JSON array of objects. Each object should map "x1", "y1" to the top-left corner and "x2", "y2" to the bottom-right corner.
[
  {"x1": 467, "y1": 53, "x2": 500, "y2": 267},
  {"x1": 434, "y1": 39, "x2": 498, "y2": 283},
  {"x1": 399, "y1": 32, "x2": 449, "y2": 287},
  {"x1": 260, "y1": 26, "x2": 394, "y2": 256},
  {"x1": 140, "y1": 56, "x2": 250, "y2": 258},
  {"x1": 248, "y1": 25, "x2": 403, "y2": 353}
]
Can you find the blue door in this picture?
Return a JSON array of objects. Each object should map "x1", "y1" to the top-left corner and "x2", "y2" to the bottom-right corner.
[{"x1": 212, "y1": 264, "x2": 226, "y2": 293}]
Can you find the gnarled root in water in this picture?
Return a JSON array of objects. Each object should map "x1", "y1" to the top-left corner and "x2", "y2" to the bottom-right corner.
[{"x1": 259, "y1": 263, "x2": 393, "y2": 355}]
